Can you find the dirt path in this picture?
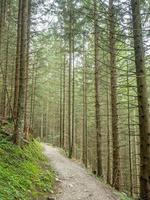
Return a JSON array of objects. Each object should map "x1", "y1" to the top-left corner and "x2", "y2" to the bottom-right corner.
[{"x1": 44, "y1": 144, "x2": 119, "y2": 200}]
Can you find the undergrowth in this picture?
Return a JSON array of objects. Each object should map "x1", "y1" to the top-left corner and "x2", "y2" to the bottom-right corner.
[
  {"x1": 119, "y1": 193, "x2": 133, "y2": 200},
  {"x1": 0, "y1": 135, "x2": 55, "y2": 200}
]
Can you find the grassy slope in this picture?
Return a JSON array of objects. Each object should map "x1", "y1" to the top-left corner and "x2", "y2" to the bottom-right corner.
[{"x1": 0, "y1": 135, "x2": 55, "y2": 200}]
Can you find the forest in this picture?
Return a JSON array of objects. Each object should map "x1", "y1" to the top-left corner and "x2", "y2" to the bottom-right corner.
[{"x1": 0, "y1": 0, "x2": 150, "y2": 199}]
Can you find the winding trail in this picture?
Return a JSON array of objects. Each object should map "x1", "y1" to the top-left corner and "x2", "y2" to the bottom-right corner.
[{"x1": 43, "y1": 144, "x2": 119, "y2": 200}]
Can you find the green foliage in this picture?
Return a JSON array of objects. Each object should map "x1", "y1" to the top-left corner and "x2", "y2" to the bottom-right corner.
[
  {"x1": 0, "y1": 137, "x2": 55, "y2": 200},
  {"x1": 119, "y1": 193, "x2": 133, "y2": 200}
]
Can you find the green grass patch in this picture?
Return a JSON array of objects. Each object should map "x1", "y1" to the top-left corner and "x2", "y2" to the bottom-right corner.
[
  {"x1": 0, "y1": 136, "x2": 55, "y2": 200},
  {"x1": 118, "y1": 192, "x2": 133, "y2": 200}
]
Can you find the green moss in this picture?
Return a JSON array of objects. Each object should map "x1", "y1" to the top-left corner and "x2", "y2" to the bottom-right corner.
[{"x1": 0, "y1": 137, "x2": 55, "y2": 200}]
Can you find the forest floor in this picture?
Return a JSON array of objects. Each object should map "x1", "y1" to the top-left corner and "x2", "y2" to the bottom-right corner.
[{"x1": 43, "y1": 144, "x2": 120, "y2": 200}]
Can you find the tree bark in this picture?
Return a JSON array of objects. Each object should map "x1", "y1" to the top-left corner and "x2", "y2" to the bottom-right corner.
[
  {"x1": 24, "y1": 0, "x2": 31, "y2": 139},
  {"x1": 94, "y1": 0, "x2": 102, "y2": 177},
  {"x1": 60, "y1": 64, "x2": 63, "y2": 147},
  {"x1": 109, "y1": 0, "x2": 120, "y2": 190},
  {"x1": 106, "y1": 67, "x2": 111, "y2": 185},
  {"x1": 0, "y1": 0, "x2": 7, "y2": 117},
  {"x1": 72, "y1": 25, "x2": 75, "y2": 157},
  {"x1": 14, "y1": 0, "x2": 28, "y2": 145},
  {"x1": 1, "y1": 11, "x2": 9, "y2": 118},
  {"x1": 82, "y1": 34, "x2": 88, "y2": 168},
  {"x1": 131, "y1": 0, "x2": 150, "y2": 198},
  {"x1": 62, "y1": 55, "x2": 66, "y2": 149},
  {"x1": 13, "y1": 0, "x2": 22, "y2": 119},
  {"x1": 68, "y1": 0, "x2": 72, "y2": 158},
  {"x1": 127, "y1": 62, "x2": 133, "y2": 195}
]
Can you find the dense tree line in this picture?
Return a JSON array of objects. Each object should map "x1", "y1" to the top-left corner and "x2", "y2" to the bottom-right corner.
[{"x1": 0, "y1": 0, "x2": 150, "y2": 199}]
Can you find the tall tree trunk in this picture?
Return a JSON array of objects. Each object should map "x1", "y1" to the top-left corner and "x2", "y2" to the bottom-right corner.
[
  {"x1": 60, "y1": 64, "x2": 63, "y2": 147},
  {"x1": 106, "y1": 68, "x2": 111, "y2": 185},
  {"x1": 62, "y1": 55, "x2": 66, "y2": 149},
  {"x1": 13, "y1": 0, "x2": 22, "y2": 119},
  {"x1": 109, "y1": 0, "x2": 120, "y2": 190},
  {"x1": 82, "y1": 34, "x2": 88, "y2": 168},
  {"x1": 72, "y1": 24, "x2": 75, "y2": 157},
  {"x1": 14, "y1": 0, "x2": 28, "y2": 145},
  {"x1": 0, "y1": 1, "x2": 2, "y2": 55},
  {"x1": 0, "y1": 0, "x2": 7, "y2": 117},
  {"x1": 127, "y1": 62, "x2": 133, "y2": 195},
  {"x1": 30, "y1": 64, "x2": 37, "y2": 133},
  {"x1": 131, "y1": 0, "x2": 150, "y2": 198},
  {"x1": 2, "y1": 15, "x2": 9, "y2": 118},
  {"x1": 24, "y1": 0, "x2": 31, "y2": 139},
  {"x1": 30, "y1": 63, "x2": 34, "y2": 129},
  {"x1": 40, "y1": 112, "x2": 44, "y2": 139},
  {"x1": 0, "y1": 1, "x2": 3, "y2": 119},
  {"x1": 68, "y1": 0, "x2": 72, "y2": 158},
  {"x1": 94, "y1": 0, "x2": 102, "y2": 177}
]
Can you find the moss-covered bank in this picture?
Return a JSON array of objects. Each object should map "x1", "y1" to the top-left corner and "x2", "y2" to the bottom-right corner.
[{"x1": 0, "y1": 135, "x2": 55, "y2": 200}]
